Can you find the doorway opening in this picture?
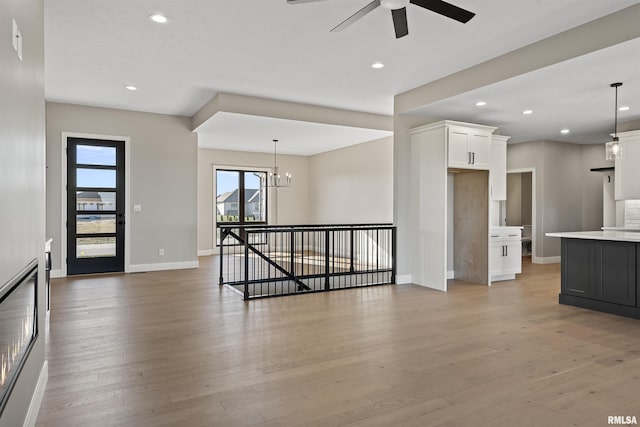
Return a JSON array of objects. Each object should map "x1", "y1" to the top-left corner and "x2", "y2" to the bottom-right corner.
[{"x1": 504, "y1": 170, "x2": 534, "y2": 260}]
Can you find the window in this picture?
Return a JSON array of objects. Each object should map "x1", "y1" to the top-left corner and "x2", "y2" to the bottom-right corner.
[{"x1": 216, "y1": 169, "x2": 267, "y2": 245}]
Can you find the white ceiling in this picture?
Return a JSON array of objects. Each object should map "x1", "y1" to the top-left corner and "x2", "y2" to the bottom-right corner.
[
  {"x1": 410, "y1": 37, "x2": 640, "y2": 144},
  {"x1": 44, "y1": 0, "x2": 640, "y2": 151}
]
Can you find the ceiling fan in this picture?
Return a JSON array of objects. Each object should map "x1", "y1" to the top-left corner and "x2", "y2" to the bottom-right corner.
[{"x1": 287, "y1": 0, "x2": 475, "y2": 39}]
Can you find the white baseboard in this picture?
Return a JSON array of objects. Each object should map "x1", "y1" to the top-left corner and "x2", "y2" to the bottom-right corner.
[
  {"x1": 23, "y1": 360, "x2": 48, "y2": 427},
  {"x1": 447, "y1": 270, "x2": 454, "y2": 279},
  {"x1": 395, "y1": 274, "x2": 412, "y2": 284},
  {"x1": 50, "y1": 269, "x2": 64, "y2": 279},
  {"x1": 533, "y1": 256, "x2": 561, "y2": 264},
  {"x1": 129, "y1": 260, "x2": 199, "y2": 273},
  {"x1": 491, "y1": 273, "x2": 516, "y2": 282},
  {"x1": 198, "y1": 249, "x2": 216, "y2": 256}
]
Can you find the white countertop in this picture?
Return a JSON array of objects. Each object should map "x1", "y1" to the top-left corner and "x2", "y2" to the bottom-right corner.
[
  {"x1": 491, "y1": 226, "x2": 523, "y2": 230},
  {"x1": 546, "y1": 230, "x2": 640, "y2": 242}
]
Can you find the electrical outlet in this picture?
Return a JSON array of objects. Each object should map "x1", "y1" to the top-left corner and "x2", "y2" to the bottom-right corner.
[{"x1": 159, "y1": 249, "x2": 164, "y2": 256}]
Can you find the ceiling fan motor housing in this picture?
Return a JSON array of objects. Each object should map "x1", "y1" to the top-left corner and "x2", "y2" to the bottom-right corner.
[{"x1": 381, "y1": 0, "x2": 410, "y2": 10}]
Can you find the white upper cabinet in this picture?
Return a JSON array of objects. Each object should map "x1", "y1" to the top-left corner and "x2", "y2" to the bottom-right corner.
[
  {"x1": 490, "y1": 135, "x2": 509, "y2": 200},
  {"x1": 615, "y1": 130, "x2": 640, "y2": 200},
  {"x1": 447, "y1": 125, "x2": 492, "y2": 170}
]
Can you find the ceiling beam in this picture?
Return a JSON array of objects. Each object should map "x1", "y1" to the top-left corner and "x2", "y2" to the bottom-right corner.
[
  {"x1": 395, "y1": 2, "x2": 640, "y2": 114},
  {"x1": 192, "y1": 92, "x2": 393, "y2": 133}
]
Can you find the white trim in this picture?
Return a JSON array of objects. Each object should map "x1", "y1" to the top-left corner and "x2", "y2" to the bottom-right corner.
[
  {"x1": 22, "y1": 361, "x2": 48, "y2": 427},
  {"x1": 534, "y1": 256, "x2": 561, "y2": 264},
  {"x1": 50, "y1": 269, "x2": 64, "y2": 279},
  {"x1": 129, "y1": 261, "x2": 199, "y2": 273},
  {"x1": 61, "y1": 132, "x2": 131, "y2": 275},
  {"x1": 395, "y1": 274, "x2": 412, "y2": 284},
  {"x1": 198, "y1": 249, "x2": 215, "y2": 256},
  {"x1": 446, "y1": 270, "x2": 454, "y2": 280}
]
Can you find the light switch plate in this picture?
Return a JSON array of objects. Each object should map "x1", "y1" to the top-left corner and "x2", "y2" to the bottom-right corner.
[
  {"x1": 17, "y1": 30, "x2": 22, "y2": 61},
  {"x1": 12, "y1": 20, "x2": 18, "y2": 51},
  {"x1": 133, "y1": 204, "x2": 142, "y2": 212}
]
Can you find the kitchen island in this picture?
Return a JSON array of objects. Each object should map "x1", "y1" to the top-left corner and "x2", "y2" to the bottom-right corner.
[{"x1": 546, "y1": 230, "x2": 640, "y2": 319}]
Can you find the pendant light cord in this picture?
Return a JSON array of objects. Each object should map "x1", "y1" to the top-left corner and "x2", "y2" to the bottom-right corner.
[{"x1": 614, "y1": 85, "x2": 618, "y2": 139}]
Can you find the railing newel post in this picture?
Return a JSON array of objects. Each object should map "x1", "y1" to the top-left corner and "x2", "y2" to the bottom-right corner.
[{"x1": 391, "y1": 226, "x2": 397, "y2": 285}]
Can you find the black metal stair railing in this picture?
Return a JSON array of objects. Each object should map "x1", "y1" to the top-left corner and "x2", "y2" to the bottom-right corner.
[{"x1": 218, "y1": 224, "x2": 396, "y2": 300}]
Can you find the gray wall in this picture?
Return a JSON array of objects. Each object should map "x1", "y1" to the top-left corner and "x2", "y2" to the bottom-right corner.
[
  {"x1": 308, "y1": 137, "x2": 393, "y2": 224},
  {"x1": 508, "y1": 140, "x2": 611, "y2": 260},
  {"x1": 0, "y1": 0, "x2": 46, "y2": 425},
  {"x1": 46, "y1": 103, "x2": 198, "y2": 271}
]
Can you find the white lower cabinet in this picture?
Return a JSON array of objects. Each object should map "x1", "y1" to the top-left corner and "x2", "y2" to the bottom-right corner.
[{"x1": 490, "y1": 228, "x2": 522, "y2": 282}]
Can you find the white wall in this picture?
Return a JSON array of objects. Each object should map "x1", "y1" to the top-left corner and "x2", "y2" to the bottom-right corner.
[
  {"x1": 0, "y1": 0, "x2": 46, "y2": 425},
  {"x1": 197, "y1": 147, "x2": 310, "y2": 253},
  {"x1": 308, "y1": 137, "x2": 393, "y2": 224},
  {"x1": 46, "y1": 103, "x2": 198, "y2": 272}
]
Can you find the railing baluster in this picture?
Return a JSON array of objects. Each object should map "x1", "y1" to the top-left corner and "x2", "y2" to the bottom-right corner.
[{"x1": 324, "y1": 229, "x2": 330, "y2": 290}]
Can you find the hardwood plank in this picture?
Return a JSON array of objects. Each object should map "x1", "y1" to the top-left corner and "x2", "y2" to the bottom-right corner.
[{"x1": 35, "y1": 257, "x2": 640, "y2": 426}]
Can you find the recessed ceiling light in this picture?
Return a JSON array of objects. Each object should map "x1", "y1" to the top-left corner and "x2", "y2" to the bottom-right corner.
[
  {"x1": 522, "y1": 109, "x2": 533, "y2": 115},
  {"x1": 560, "y1": 129, "x2": 570, "y2": 134},
  {"x1": 475, "y1": 101, "x2": 487, "y2": 107},
  {"x1": 125, "y1": 85, "x2": 137, "y2": 91},
  {"x1": 619, "y1": 106, "x2": 630, "y2": 111},
  {"x1": 371, "y1": 62, "x2": 385, "y2": 69},
  {"x1": 149, "y1": 13, "x2": 168, "y2": 23}
]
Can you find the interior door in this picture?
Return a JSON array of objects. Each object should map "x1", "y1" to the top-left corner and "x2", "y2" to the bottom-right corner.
[{"x1": 67, "y1": 137, "x2": 125, "y2": 275}]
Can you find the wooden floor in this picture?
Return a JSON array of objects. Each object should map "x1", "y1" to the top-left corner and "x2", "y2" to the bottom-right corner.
[{"x1": 36, "y1": 257, "x2": 640, "y2": 426}]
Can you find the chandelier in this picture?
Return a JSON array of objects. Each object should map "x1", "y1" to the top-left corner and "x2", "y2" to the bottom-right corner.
[{"x1": 265, "y1": 139, "x2": 291, "y2": 188}]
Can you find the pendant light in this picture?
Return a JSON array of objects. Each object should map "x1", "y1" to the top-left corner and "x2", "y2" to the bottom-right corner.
[
  {"x1": 265, "y1": 139, "x2": 292, "y2": 188},
  {"x1": 605, "y1": 82, "x2": 623, "y2": 160}
]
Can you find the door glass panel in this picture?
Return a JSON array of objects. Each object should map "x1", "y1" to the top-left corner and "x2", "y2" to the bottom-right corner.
[
  {"x1": 77, "y1": 168, "x2": 116, "y2": 188},
  {"x1": 76, "y1": 191, "x2": 116, "y2": 211},
  {"x1": 245, "y1": 172, "x2": 266, "y2": 222},
  {"x1": 77, "y1": 145, "x2": 116, "y2": 166},
  {"x1": 76, "y1": 237, "x2": 116, "y2": 258},
  {"x1": 76, "y1": 215, "x2": 116, "y2": 234},
  {"x1": 216, "y1": 170, "x2": 240, "y2": 223}
]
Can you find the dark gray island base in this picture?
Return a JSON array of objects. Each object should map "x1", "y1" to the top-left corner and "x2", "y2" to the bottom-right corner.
[{"x1": 547, "y1": 231, "x2": 640, "y2": 319}]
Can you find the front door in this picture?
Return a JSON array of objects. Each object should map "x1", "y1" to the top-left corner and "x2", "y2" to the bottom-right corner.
[{"x1": 66, "y1": 137, "x2": 125, "y2": 275}]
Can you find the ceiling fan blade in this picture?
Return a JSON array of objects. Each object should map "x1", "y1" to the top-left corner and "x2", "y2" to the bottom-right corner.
[
  {"x1": 287, "y1": 0, "x2": 329, "y2": 3},
  {"x1": 331, "y1": 0, "x2": 381, "y2": 32},
  {"x1": 409, "y1": 0, "x2": 475, "y2": 23},
  {"x1": 391, "y1": 8, "x2": 409, "y2": 38}
]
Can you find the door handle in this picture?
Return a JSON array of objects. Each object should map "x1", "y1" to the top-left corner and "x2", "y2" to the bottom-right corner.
[
  {"x1": 468, "y1": 152, "x2": 471, "y2": 164},
  {"x1": 472, "y1": 152, "x2": 475, "y2": 164}
]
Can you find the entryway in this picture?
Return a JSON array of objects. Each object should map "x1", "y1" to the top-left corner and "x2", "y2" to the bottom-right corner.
[{"x1": 66, "y1": 137, "x2": 125, "y2": 274}]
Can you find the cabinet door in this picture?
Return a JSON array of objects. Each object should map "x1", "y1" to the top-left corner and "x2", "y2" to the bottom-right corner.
[
  {"x1": 615, "y1": 137, "x2": 640, "y2": 200},
  {"x1": 490, "y1": 139, "x2": 507, "y2": 200},
  {"x1": 468, "y1": 132, "x2": 491, "y2": 169},
  {"x1": 503, "y1": 241, "x2": 522, "y2": 274},
  {"x1": 561, "y1": 239, "x2": 594, "y2": 298},
  {"x1": 490, "y1": 242, "x2": 504, "y2": 275},
  {"x1": 594, "y1": 241, "x2": 636, "y2": 306},
  {"x1": 448, "y1": 127, "x2": 471, "y2": 168}
]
